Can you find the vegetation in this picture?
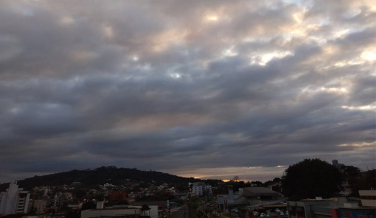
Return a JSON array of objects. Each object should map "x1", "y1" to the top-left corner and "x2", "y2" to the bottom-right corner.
[
  {"x1": 223, "y1": 213, "x2": 238, "y2": 218},
  {"x1": 281, "y1": 158, "x2": 343, "y2": 200},
  {"x1": 187, "y1": 197, "x2": 200, "y2": 218},
  {"x1": 136, "y1": 191, "x2": 175, "y2": 201},
  {"x1": 81, "y1": 201, "x2": 96, "y2": 210},
  {"x1": 340, "y1": 165, "x2": 376, "y2": 197},
  {"x1": 228, "y1": 205, "x2": 234, "y2": 218},
  {"x1": 140, "y1": 204, "x2": 151, "y2": 216},
  {"x1": 203, "y1": 207, "x2": 214, "y2": 218},
  {"x1": 0, "y1": 166, "x2": 203, "y2": 191},
  {"x1": 238, "y1": 206, "x2": 247, "y2": 218}
]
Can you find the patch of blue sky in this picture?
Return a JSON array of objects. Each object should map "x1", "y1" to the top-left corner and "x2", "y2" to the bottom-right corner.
[
  {"x1": 242, "y1": 36, "x2": 273, "y2": 43},
  {"x1": 342, "y1": 9, "x2": 362, "y2": 19},
  {"x1": 282, "y1": 34, "x2": 293, "y2": 40},
  {"x1": 282, "y1": 0, "x2": 313, "y2": 8},
  {"x1": 12, "y1": 6, "x2": 34, "y2": 16},
  {"x1": 319, "y1": 20, "x2": 330, "y2": 25}
]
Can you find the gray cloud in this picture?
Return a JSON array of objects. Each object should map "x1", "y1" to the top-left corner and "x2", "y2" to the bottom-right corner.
[{"x1": 0, "y1": 0, "x2": 375, "y2": 182}]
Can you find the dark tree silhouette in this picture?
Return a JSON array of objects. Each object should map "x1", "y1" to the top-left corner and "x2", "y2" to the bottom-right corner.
[
  {"x1": 340, "y1": 167, "x2": 376, "y2": 196},
  {"x1": 0, "y1": 166, "x2": 207, "y2": 191},
  {"x1": 281, "y1": 158, "x2": 342, "y2": 200},
  {"x1": 141, "y1": 204, "x2": 151, "y2": 216},
  {"x1": 73, "y1": 189, "x2": 87, "y2": 199},
  {"x1": 82, "y1": 201, "x2": 96, "y2": 210}
]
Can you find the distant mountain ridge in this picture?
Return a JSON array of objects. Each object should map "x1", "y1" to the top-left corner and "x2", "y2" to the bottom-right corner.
[{"x1": 0, "y1": 166, "x2": 203, "y2": 191}]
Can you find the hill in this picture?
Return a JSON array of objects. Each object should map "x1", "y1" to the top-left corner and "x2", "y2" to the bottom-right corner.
[{"x1": 0, "y1": 166, "x2": 203, "y2": 191}]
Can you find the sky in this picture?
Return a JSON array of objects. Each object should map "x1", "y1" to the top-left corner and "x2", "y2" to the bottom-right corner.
[{"x1": 0, "y1": 0, "x2": 375, "y2": 183}]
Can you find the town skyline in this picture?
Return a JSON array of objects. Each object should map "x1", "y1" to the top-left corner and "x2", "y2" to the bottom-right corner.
[{"x1": 0, "y1": 158, "x2": 369, "y2": 184}]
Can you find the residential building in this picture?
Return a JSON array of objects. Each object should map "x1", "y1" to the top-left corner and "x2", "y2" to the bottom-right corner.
[
  {"x1": 103, "y1": 183, "x2": 115, "y2": 189},
  {"x1": 192, "y1": 182, "x2": 212, "y2": 196},
  {"x1": 52, "y1": 193, "x2": 65, "y2": 207},
  {"x1": 28, "y1": 199, "x2": 47, "y2": 214},
  {"x1": 0, "y1": 181, "x2": 30, "y2": 215},
  {"x1": 359, "y1": 190, "x2": 376, "y2": 207},
  {"x1": 109, "y1": 191, "x2": 127, "y2": 202}
]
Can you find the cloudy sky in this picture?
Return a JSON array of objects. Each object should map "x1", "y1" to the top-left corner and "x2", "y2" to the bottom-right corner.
[{"x1": 0, "y1": 0, "x2": 375, "y2": 183}]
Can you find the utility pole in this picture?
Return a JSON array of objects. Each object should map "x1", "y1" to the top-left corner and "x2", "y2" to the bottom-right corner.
[{"x1": 167, "y1": 200, "x2": 171, "y2": 218}]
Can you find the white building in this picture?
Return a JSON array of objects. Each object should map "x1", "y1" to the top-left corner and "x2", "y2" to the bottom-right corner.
[
  {"x1": 359, "y1": 190, "x2": 376, "y2": 207},
  {"x1": 52, "y1": 193, "x2": 65, "y2": 207},
  {"x1": 0, "y1": 181, "x2": 30, "y2": 215},
  {"x1": 192, "y1": 182, "x2": 212, "y2": 196}
]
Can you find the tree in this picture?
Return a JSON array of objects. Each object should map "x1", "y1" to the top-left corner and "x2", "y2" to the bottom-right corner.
[
  {"x1": 82, "y1": 201, "x2": 96, "y2": 210},
  {"x1": 203, "y1": 207, "x2": 214, "y2": 218},
  {"x1": 228, "y1": 205, "x2": 235, "y2": 218},
  {"x1": 187, "y1": 197, "x2": 198, "y2": 218},
  {"x1": 341, "y1": 165, "x2": 361, "y2": 177},
  {"x1": 116, "y1": 200, "x2": 129, "y2": 205},
  {"x1": 233, "y1": 176, "x2": 239, "y2": 182},
  {"x1": 28, "y1": 207, "x2": 37, "y2": 215},
  {"x1": 340, "y1": 165, "x2": 362, "y2": 196},
  {"x1": 140, "y1": 204, "x2": 150, "y2": 216},
  {"x1": 73, "y1": 189, "x2": 87, "y2": 199},
  {"x1": 65, "y1": 210, "x2": 80, "y2": 218},
  {"x1": 281, "y1": 158, "x2": 342, "y2": 200},
  {"x1": 238, "y1": 207, "x2": 247, "y2": 218},
  {"x1": 365, "y1": 169, "x2": 376, "y2": 189},
  {"x1": 250, "y1": 181, "x2": 262, "y2": 187},
  {"x1": 342, "y1": 168, "x2": 376, "y2": 196}
]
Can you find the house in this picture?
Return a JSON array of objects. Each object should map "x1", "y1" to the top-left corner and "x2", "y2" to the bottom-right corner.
[
  {"x1": 287, "y1": 198, "x2": 345, "y2": 218},
  {"x1": 81, "y1": 201, "x2": 158, "y2": 218},
  {"x1": 82, "y1": 207, "x2": 142, "y2": 218},
  {"x1": 287, "y1": 194, "x2": 376, "y2": 218},
  {"x1": 359, "y1": 190, "x2": 376, "y2": 207},
  {"x1": 240, "y1": 187, "x2": 279, "y2": 200},
  {"x1": 27, "y1": 199, "x2": 47, "y2": 214},
  {"x1": 131, "y1": 201, "x2": 168, "y2": 212},
  {"x1": 109, "y1": 191, "x2": 127, "y2": 202},
  {"x1": 217, "y1": 185, "x2": 249, "y2": 211}
]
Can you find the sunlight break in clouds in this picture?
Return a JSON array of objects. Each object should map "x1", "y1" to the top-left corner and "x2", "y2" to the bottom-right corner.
[
  {"x1": 361, "y1": 51, "x2": 376, "y2": 61},
  {"x1": 206, "y1": 15, "x2": 219, "y2": 21}
]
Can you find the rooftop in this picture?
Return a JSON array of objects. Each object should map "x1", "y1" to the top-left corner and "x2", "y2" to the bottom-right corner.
[{"x1": 242, "y1": 187, "x2": 279, "y2": 196}]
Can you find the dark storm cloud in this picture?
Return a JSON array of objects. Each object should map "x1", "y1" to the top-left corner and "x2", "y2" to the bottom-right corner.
[
  {"x1": 349, "y1": 76, "x2": 376, "y2": 106},
  {"x1": 0, "y1": 0, "x2": 375, "y2": 182}
]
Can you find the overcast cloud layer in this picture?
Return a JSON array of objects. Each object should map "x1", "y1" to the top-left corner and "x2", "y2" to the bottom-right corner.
[{"x1": 1, "y1": 0, "x2": 375, "y2": 182}]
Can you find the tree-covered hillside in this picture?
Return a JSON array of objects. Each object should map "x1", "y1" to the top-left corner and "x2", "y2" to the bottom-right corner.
[{"x1": 0, "y1": 166, "x2": 203, "y2": 191}]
